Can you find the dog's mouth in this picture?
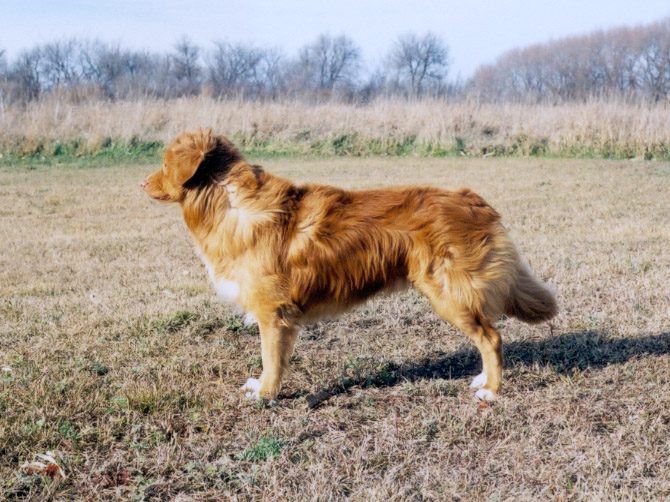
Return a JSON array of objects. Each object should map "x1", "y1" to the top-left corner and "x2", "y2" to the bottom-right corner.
[
  {"x1": 150, "y1": 193, "x2": 172, "y2": 201},
  {"x1": 141, "y1": 180, "x2": 172, "y2": 201},
  {"x1": 140, "y1": 178, "x2": 172, "y2": 202}
]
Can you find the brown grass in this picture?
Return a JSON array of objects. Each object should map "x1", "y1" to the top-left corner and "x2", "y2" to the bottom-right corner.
[
  {"x1": 2, "y1": 97, "x2": 670, "y2": 158},
  {"x1": 1, "y1": 156, "x2": 669, "y2": 500}
]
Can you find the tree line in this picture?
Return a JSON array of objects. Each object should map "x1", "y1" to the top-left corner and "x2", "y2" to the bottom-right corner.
[
  {"x1": 470, "y1": 17, "x2": 670, "y2": 102},
  {"x1": 0, "y1": 32, "x2": 451, "y2": 104},
  {"x1": 1, "y1": 16, "x2": 670, "y2": 104}
]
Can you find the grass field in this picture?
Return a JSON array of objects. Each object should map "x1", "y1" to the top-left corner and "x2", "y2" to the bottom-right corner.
[{"x1": 1, "y1": 155, "x2": 669, "y2": 500}]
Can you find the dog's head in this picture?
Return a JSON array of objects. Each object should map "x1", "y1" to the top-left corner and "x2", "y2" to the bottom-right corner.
[{"x1": 141, "y1": 129, "x2": 242, "y2": 203}]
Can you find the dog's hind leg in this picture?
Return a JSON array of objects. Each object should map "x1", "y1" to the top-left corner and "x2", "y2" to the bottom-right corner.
[
  {"x1": 415, "y1": 280, "x2": 503, "y2": 400},
  {"x1": 449, "y1": 314, "x2": 503, "y2": 401},
  {"x1": 242, "y1": 315, "x2": 298, "y2": 401}
]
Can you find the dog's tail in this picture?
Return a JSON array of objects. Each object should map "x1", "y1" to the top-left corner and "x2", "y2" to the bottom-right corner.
[{"x1": 504, "y1": 260, "x2": 557, "y2": 324}]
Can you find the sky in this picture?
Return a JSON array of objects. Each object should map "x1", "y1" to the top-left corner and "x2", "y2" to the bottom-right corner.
[{"x1": 2, "y1": 0, "x2": 669, "y2": 79}]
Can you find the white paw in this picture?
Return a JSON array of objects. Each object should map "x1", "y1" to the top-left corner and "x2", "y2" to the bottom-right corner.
[
  {"x1": 470, "y1": 372, "x2": 487, "y2": 389},
  {"x1": 241, "y1": 378, "x2": 261, "y2": 400},
  {"x1": 475, "y1": 388, "x2": 496, "y2": 401},
  {"x1": 243, "y1": 312, "x2": 258, "y2": 326}
]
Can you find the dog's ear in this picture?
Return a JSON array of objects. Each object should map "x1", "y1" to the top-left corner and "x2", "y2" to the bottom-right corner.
[
  {"x1": 192, "y1": 136, "x2": 243, "y2": 183},
  {"x1": 164, "y1": 129, "x2": 217, "y2": 186},
  {"x1": 167, "y1": 129, "x2": 243, "y2": 188}
]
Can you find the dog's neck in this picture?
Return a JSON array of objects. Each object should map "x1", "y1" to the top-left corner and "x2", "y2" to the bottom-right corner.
[{"x1": 180, "y1": 163, "x2": 295, "y2": 261}]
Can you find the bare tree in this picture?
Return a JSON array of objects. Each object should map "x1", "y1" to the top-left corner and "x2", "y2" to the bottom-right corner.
[
  {"x1": 141, "y1": 52, "x2": 175, "y2": 98},
  {"x1": 77, "y1": 40, "x2": 103, "y2": 84},
  {"x1": 171, "y1": 37, "x2": 202, "y2": 96},
  {"x1": 93, "y1": 44, "x2": 129, "y2": 98},
  {"x1": 297, "y1": 34, "x2": 361, "y2": 92},
  {"x1": 255, "y1": 48, "x2": 288, "y2": 99},
  {"x1": 9, "y1": 48, "x2": 43, "y2": 100},
  {"x1": 388, "y1": 32, "x2": 449, "y2": 98},
  {"x1": 359, "y1": 65, "x2": 389, "y2": 103},
  {"x1": 637, "y1": 18, "x2": 670, "y2": 101},
  {"x1": 83, "y1": 42, "x2": 141, "y2": 99},
  {"x1": 40, "y1": 39, "x2": 82, "y2": 90},
  {"x1": 207, "y1": 41, "x2": 263, "y2": 97}
]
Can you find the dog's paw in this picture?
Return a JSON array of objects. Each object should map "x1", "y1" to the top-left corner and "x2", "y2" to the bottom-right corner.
[
  {"x1": 241, "y1": 378, "x2": 261, "y2": 400},
  {"x1": 470, "y1": 372, "x2": 487, "y2": 389},
  {"x1": 475, "y1": 388, "x2": 496, "y2": 401}
]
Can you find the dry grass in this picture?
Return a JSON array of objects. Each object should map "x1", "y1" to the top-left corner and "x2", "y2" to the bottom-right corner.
[
  {"x1": 2, "y1": 97, "x2": 670, "y2": 158},
  {"x1": 1, "y1": 156, "x2": 669, "y2": 500}
]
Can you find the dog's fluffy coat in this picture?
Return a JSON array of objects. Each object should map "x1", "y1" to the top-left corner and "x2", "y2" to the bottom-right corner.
[{"x1": 143, "y1": 130, "x2": 557, "y2": 401}]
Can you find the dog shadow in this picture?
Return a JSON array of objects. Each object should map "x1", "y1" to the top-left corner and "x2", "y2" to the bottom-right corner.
[{"x1": 301, "y1": 330, "x2": 670, "y2": 408}]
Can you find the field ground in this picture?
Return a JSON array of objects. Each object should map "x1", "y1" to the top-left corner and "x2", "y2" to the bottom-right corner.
[{"x1": 1, "y1": 156, "x2": 669, "y2": 500}]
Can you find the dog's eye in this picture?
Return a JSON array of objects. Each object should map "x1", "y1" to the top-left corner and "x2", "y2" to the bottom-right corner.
[{"x1": 162, "y1": 164, "x2": 167, "y2": 174}]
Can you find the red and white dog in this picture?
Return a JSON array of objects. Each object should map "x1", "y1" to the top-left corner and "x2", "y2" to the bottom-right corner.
[{"x1": 142, "y1": 130, "x2": 557, "y2": 401}]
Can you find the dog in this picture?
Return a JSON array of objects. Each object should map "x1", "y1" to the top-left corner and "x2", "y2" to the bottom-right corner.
[{"x1": 142, "y1": 129, "x2": 557, "y2": 401}]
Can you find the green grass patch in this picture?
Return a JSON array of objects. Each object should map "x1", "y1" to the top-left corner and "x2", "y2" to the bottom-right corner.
[
  {"x1": 3, "y1": 134, "x2": 670, "y2": 166},
  {"x1": 236, "y1": 435, "x2": 286, "y2": 462},
  {"x1": 148, "y1": 310, "x2": 200, "y2": 336},
  {"x1": 0, "y1": 137, "x2": 164, "y2": 167}
]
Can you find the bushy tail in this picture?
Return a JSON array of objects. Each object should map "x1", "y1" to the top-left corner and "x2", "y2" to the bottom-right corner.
[{"x1": 504, "y1": 261, "x2": 557, "y2": 324}]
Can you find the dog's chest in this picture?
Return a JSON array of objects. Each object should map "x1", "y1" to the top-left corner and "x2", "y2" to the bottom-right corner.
[
  {"x1": 198, "y1": 253, "x2": 241, "y2": 303},
  {"x1": 212, "y1": 277, "x2": 240, "y2": 302}
]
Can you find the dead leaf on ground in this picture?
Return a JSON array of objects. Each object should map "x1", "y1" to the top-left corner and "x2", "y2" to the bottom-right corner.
[{"x1": 21, "y1": 452, "x2": 66, "y2": 481}]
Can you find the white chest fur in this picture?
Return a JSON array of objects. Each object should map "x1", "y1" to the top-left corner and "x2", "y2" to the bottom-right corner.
[
  {"x1": 213, "y1": 278, "x2": 240, "y2": 302},
  {"x1": 198, "y1": 252, "x2": 241, "y2": 303}
]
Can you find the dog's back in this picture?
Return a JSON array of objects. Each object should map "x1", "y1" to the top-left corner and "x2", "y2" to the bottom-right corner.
[{"x1": 283, "y1": 183, "x2": 554, "y2": 326}]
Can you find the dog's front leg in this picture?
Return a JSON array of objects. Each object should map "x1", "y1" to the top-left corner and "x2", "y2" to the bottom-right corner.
[{"x1": 242, "y1": 318, "x2": 297, "y2": 400}]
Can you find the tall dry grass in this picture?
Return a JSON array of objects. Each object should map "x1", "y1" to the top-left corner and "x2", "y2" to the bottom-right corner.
[{"x1": 1, "y1": 96, "x2": 670, "y2": 158}]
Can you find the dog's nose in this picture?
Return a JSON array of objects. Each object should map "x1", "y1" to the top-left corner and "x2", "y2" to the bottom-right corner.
[{"x1": 140, "y1": 179, "x2": 148, "y2": 190}]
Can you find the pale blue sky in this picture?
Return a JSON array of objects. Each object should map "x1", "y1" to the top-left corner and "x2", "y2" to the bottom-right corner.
[{"x1": 2, "y1": 1, "x2": 669, "y2": 78}]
